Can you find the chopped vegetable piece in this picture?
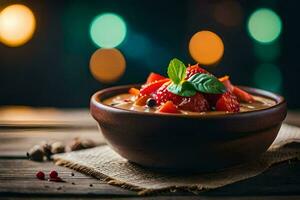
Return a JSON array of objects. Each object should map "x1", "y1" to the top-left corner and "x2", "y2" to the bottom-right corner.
[
  {"x1": 134, "y1": 95, "x2": 149, "y2": 106},
  {"x1": 158, "y1": 101, "x2": 180, "y2": 113},
  {"x1": 129, "y1": 88, "x2": 140, "y2": 96},
  {"x1": 219, "y1": 75, "x2": 234, "y2": 92},
  {"x1": 139, "y1": 79, "x2": 170, "y2": 96},
  {"x1": 146, "y1": 72, "x2": 166, "y2": 84},
  {"x1": 233, "y1": 86, "x2": 254, "y2": 103}
]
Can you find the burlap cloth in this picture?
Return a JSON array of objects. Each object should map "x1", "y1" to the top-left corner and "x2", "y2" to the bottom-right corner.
[{"x1": 53, "y1": 124, "x2": 300, "y2": 195}]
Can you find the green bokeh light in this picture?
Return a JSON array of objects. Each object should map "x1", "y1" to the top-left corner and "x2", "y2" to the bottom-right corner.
[
  {"x1": 90, "y1": 13, "x2": 127, "y2": 48},
  {"x1": 254, "y1": 63, "x2": 282, "y2": 93},
  {"x1": 247, "y1": 8, "x2": 282, "y2": 44},
  {"x1": 254, "y1": 42, "x2": 280, "y2": 62}
]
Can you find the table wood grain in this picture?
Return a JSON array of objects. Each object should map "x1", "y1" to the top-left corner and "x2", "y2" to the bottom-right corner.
[{"x1": 0, "y1": 107, "x2": 299, "y2": 199}]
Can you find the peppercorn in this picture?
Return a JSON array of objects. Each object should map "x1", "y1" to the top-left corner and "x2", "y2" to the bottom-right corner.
[
  {"x1": 51, "y1": 142, "x2": 65, "y2": 154},
  {"x1": 27, "y1": 145, "x2": 44, "y2": 161},
  {"x1": 36, "y1": 171, "x2": 45, "y2": 180},
  {"x1": 49, "y1": 170, "x2": 58, "y2": 178},
  {"x1": 146, "y1": 98, "x2": 156, "y2": 107}
]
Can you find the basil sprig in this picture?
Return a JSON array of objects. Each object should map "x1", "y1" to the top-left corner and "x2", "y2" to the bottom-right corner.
[{"x1": 166, "y1": 58, "x2": 226, "y2": 97}]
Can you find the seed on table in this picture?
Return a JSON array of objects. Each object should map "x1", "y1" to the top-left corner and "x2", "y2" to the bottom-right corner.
[
  {"x1": 89, "y1": 184, "x2": 93, "y2": 187},
  {"x1": 71, "y1": 172, "x2": 74, "y2": 176},
  {"x1": 40, "y1": 141, "x2": 52, "y2": 160},
  {"x1": 27, "y1": 145, "x2": 44, "y2": 162},
  {"x1": 51, "y1": 142, "x2": 65, "y2": 154}
]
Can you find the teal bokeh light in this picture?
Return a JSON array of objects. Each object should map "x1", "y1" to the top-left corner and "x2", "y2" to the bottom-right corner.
[
  {"x1": 90, "y1": 13, "x2": 127, "y2": 48},
  {"x1": 254, "y1": 63, "x2": 282, "y2": 93},
  {"x1": 254, "y1": 42, "x2": 280, "y2": 62},
  {"x1": 247, "y1": 8, "x2": 282, "y2": 44}
]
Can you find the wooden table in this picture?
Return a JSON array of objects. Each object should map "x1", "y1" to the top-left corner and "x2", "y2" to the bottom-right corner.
[{"x1": 1, "y1": 106, "x2": 300, "y2": 200}]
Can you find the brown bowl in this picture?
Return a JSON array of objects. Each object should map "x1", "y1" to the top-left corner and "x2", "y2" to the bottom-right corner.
[{"x1": 90, "y1": 85, "x2": 287, "y2": 172}]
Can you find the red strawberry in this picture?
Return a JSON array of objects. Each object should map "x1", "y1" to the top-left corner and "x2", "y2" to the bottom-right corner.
[
  {"x1": 153, "y1": 83, "x2": 183, "y2": 105},
  {"x1": 215, "y1": 92, "x2": 240, "y2": 112},
  {"x1": 179, "y1": 93, "x2": 210, "y2": 112},
  {"x1": 146, "y1": 72, "x2": 166, "y2": 84},
  {"x1": 204, "y1": 93, "x2": 221, "y2": 108},
  {"x1": 186, "y1": 64, "x2": 208, "y2": 79}
]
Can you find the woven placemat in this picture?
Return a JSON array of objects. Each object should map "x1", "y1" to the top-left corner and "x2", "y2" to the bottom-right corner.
[{"x1": 53, "y1": 124, "x2": 300, "y2": 195}]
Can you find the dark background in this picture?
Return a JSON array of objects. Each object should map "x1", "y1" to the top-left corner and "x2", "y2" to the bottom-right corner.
[{"x1": 0, "y1": 0, "x2": 298, "y2": 108}]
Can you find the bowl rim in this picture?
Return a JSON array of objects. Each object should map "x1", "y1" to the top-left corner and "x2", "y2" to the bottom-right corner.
[{"x1": 90, "y1": 84, "x2": 286, "y2": 119}]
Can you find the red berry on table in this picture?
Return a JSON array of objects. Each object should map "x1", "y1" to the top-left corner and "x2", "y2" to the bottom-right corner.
[
  {"x1": 49, "y1": 170, "x2": 58, "y2": 178},
  {"x1": 186, "y1": 64, "x2": 208, "y2": 79},
  {"x1": 215, "y1": 92, "x2": 240, "y2": 112},
  {"x1": 36, "y1": 171, "x2": 45, "y2": 180},
  {"x1": 179, "y1": 93, "x2": 210, "y2": 112},
  {"x1": 153, "y1": 83, "x2": 183, "y2": 106}
]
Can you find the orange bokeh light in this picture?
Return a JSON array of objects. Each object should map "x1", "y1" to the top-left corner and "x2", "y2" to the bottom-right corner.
[
  {"x1": 189, "y1": 31, "x2": 224, "y2": 65},
  {"x1": 0, "y1": 4, "x2": 36, "y2": 47},
  {"x1": 89, "y1": 48, "x2": 126, "y2": 83}
]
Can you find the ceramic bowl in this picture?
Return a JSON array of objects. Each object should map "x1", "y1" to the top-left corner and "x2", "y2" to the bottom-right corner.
[{"x1": 90, "y1": 85, "x2": 287, "y2": 172}]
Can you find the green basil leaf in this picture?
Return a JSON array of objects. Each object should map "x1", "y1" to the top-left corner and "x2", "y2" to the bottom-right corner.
[
  {"x1": 167, "y1": 58, "x2": 186, "y2": 84},
  {"x1": 167, "y1": 81, "x2": 196, "y2": 97},
  {"x1": 188, "y1": 73, "x2": 226, "y2": 94}
]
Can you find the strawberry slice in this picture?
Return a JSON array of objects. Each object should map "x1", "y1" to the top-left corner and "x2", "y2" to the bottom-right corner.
[
  {"x1": 139, "y1": 79, "x2": 170, "y2": 97},
  {"x1": 215, "y1": 92, "x2": 240, "y2": 112},
  {"x1": 219, "y1": 76, "x2": 254, "y2": 103},
  {"x1": 179, "y1": 93, "x2": 210, "y2": 112},
  {"x1": 233, "y1": 86, "x2": 254, "y2": 103},
  {"x1": 186, "y1": 64, "x2": 209, "y2": 79},
  {"x1": 158, "y1": 101, "x2": 180, "y2": 113},
  {"x1": 146, "y1": 72, "x2": 166, "y2": 84}
]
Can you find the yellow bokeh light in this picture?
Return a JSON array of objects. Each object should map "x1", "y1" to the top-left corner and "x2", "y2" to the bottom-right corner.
[
  {"x1": 89, "y1": 48, "x2": 126, "y2": 83},
  {"x1": 0, "y1": 4, "x2": 36, "y2": 47},
  {"x1": 189, "y1": 30, "x2": 224, "y2": 65}
]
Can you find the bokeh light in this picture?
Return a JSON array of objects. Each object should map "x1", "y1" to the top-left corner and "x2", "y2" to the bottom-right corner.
[
  {"x1": 89, "y1": 48, "x2": 126, "y2": 83},
  {"x1": 213, "y1": 0, "x2": 243, "y2": 27},
  {"x1": 254, "y1": 63, "x2": 282, "y2": 92},
  {"x1": 90, "y1": 13, "x2": 127, "y2": 48},
  {"x1": 254, "y1": 42, "x2": 280, "y2": 62},
  {"x1": 189, "y1": 30, "x2": 224, "y2": 65},
  {"x1": 123, "y1": 32, "x2": 152, "y2": 60},
  {"x1": 247, "y1": 8, "x2": 282, "y2": 44},
  {"x1": 0, "y1": 4, "x2": 36, "y2": 47}
]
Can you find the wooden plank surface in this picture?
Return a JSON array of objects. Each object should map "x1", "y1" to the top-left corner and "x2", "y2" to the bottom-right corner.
[
  {"x1": 0, "y1": 128, "x2": 104, "y2": 158},
  {"x1": 1, "y1": 159, "x2": 300, "y2": 197},
  {"x1": 0, "y1": 107, "x2": 300, "y2": 199}
]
